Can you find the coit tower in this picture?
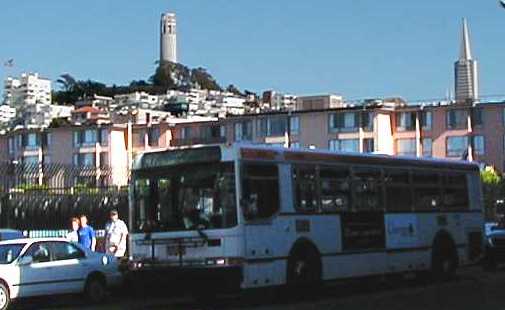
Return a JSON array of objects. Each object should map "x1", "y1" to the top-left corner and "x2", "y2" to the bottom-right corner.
[{"x1": 160, "y1": 12, "x2": 177, "y2": 63}]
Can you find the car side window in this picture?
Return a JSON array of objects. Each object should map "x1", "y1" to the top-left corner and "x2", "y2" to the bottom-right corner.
[
  {"x1": 24, "y1": 243, "x2": 51, "y2": 263},
  {"x1": 50, "y1": 242, "x2": 85, "y2": 261}
]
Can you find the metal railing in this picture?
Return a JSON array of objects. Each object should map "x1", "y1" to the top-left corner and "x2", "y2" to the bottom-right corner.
[{"x1": 0, "y1": 162, "x2": 128, "y2": 232}]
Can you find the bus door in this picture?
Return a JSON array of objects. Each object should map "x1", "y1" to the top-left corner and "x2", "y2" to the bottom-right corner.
[
  {"x1": 339, "y1": 167, "x2": 387, "y2": 276},
  {"x1": 241, "y1": 162, "x2": 283, "y2": 287}
]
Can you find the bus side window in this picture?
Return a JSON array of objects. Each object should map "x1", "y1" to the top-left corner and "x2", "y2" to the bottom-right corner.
[
  {"x1": 319, "y1": 166, "x2": 351, "y2": 212},
  {"x1": 351, "y1": 167, "x2": 383, "y2": 211},
  {"x1": 293, "y1": 165, "x2": 319, "y2": 213},
  {"x1": 412, "y1": 171, "x2": 441, "y2": 210},
  {"x1": 384, "y1": 169, "x2": 412, "y2": 211},
  {"x1": 241, "y1": 163, "x2": 280, "y2": 220},
  {"x1": 443, "y1": 173, "x2": 469, "y2": 210}
]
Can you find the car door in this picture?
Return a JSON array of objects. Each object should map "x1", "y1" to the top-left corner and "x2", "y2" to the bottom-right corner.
[
  {"x1": 47, "y1": 241, "x2": 88, "y2": 293},
  {"x1": 17, "y1": 242, "x2": 54, "y2": 297}
]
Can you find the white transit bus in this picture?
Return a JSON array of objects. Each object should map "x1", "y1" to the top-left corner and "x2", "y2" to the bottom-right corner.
[{"x1": 127, "y1": 144, "x2": 484, "y2": 291}]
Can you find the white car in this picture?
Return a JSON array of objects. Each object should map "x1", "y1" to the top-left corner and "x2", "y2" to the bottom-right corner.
[{"x1": 0, "y1": 238, "x2": 122, "y2": 310}]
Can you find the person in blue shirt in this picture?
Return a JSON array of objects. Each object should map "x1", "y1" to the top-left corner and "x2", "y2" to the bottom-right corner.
[{"x1": 78, "y1": 215, "x2": 96, "y2": 251}]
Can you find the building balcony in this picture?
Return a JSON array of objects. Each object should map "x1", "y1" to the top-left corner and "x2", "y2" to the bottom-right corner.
[{"x1": 171, "y1": 136, "x2": 227, "y2": 147}]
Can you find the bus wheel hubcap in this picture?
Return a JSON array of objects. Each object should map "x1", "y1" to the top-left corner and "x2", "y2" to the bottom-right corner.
[
  {"x1": 442, "y1": 259, "x2": 451, "y2": 272},
  {"x1": 295, "y1": 261, "x2": 306, "y2": 277}
]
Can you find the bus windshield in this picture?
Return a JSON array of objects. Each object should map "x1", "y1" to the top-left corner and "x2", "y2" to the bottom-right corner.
[{"x1": 133, "y1": 162, "x2": 237, "y2": 233}]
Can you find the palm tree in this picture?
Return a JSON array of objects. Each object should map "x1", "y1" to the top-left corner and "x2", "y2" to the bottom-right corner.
[{"x1": 56, "y1": 74, "x2": 77, "y2": 92}]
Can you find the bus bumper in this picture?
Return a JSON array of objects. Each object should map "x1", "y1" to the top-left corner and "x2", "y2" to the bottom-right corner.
[{"x1": 124, "y1": 263, "x2": 243, "y2": 293}]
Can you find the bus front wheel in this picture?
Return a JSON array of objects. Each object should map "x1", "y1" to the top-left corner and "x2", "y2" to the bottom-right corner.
[
  {"x1": 286, "y1": 243, "x2": 322, "y2": 290},
  {"x1": 431, "y1": 236, "x2": 458, "y2": 281}
]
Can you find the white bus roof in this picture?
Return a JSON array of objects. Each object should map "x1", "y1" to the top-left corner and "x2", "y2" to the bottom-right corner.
[{"x1": 133, "y1": 143, "x2": 480, "y2": 172}]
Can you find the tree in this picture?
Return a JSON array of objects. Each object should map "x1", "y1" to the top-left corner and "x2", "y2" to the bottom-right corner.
[
  {"x1": 56, "y1": 74, "x2": 77, "y2": 92},
  {"x1": 226, "y1": 84, "x2": 242, "y2": 96},
  {"x1": 190, "y1": 67, "x2": 222, "y2": 91},
  {"x1": 481, "y1": 166, "x2": 503, "y2": 220}
]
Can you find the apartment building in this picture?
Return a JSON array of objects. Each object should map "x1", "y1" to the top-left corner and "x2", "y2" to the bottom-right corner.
[
  {"x1": 3, "y1": 73, "x2": 51, "y2": 106},
  {"x1": 220, "y1": 101, "x2": 505, "y2": 172}
]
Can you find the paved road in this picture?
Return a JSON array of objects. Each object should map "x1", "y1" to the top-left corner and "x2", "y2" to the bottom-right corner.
[{"x1": 12, "y1": 266, "x2": 505, "y2": 310}]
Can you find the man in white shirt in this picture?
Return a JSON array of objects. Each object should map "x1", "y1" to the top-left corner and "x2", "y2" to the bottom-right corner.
[{"x1": 105, "y1": 210, "x2": 128, "y2": 257}]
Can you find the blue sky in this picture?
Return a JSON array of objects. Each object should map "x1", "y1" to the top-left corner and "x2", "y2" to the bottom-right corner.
[{"x1": 1, "y1": 0, "x2": 504, "y2": 101}]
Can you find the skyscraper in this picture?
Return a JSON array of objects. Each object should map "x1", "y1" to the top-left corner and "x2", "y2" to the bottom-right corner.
[
  {"x1": 160, "y1": 12, "x2": 177, "y2": 64},
  {"x1": 454, "y1": 18, "x2": 478, "y2": 103}
]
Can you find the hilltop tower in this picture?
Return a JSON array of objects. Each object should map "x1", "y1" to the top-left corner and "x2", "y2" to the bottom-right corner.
[
  {"x1": 455, "y1": 18, "x2": 478, "y2": 103},
  {"x1": 160, "y1": 12, "x2": 177, "y2": 64}
]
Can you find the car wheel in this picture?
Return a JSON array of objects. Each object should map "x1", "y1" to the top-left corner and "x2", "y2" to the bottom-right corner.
[
  {"x1": 0, "y1": 282, "x2": 10, "y2": 310},
  {"x1": 85, "y1": 275, "x2": 107, "y2": 303}
]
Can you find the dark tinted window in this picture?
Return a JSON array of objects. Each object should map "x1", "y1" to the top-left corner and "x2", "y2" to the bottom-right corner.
[
  {"x1": 319, "y1": 167, "x2": 351, "y2": 212},
  {"x1": 384, "y1": 169, "x2": 412, "y2": 211},
  {"x1": 242, "y1": 163, "x2": 279, "y2": 219},
  {"x1": 24, "y1": 243, "x2": 51, "y2": 263},
  {"x1": 412, "y1": 170, "x2": 441, "y2": 210},
  {"x1": 352, "y1": 167, "x2": 383, "y2": 210},
  {"x1": 443, "y1": 173, "x2": 469, "y2": 209},
  {"x1": 50, "y1": 242, "x2": 85, "y2": 260},
  {"x1": 293, "y1": 166, "x2": 319, "y2": 212}
]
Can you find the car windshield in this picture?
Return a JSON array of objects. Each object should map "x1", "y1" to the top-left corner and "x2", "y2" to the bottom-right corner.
[
  {"x1": 0, "y1": 244, "x2": 25, "y2": 264},
  {"x1": 133, "y1": 162, "x2": 237, "y2": 233}
]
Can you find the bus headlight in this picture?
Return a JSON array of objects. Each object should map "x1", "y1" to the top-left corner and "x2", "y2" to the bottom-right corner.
[{"x1": 102, "y1": 256, "x2": 109, "y2": 266}]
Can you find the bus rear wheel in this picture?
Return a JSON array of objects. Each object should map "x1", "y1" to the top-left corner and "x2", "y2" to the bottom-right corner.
[
  {"x1": 286, "y1": 245, "x2": 322, "y2": 291},
  {"x1": 431, "y1": 238, "x2": 458, "y2": 281}
]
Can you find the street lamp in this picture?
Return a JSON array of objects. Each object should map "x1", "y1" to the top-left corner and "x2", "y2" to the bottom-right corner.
[{"x1": 500, "y1": 0, "x2": 505, "y2": 9}]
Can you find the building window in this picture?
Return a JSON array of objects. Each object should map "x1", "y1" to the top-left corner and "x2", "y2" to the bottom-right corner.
[
  {"x1": 148, "y1": 127, "x2": 160, "y2": 147},
  {"x1": 45, "y1": 133, "x2": 52, "y2": 146},
  {"x1": 180, "y1": 127, "x2": 192, "y2": 140},
  {"x1": 267, "y1": 117, "x2": 287, "y2": 136},
  {"x1": 8, "y1": 137, "x2": 14, "y2": 154},
  {"x1": 73, "y1": 153, "x2": 96, "y2": 167},
  {"x1": 23, "y1": 155, "x2": 39, "y2": 166},
  {"x1": 83, "y1": 129, "x2": 97, "y2": 145},
  {"x1": 99, "y1": 152, "x2": 108, "y2": 169},
  {"x1": 329, "y1": 139, "x2": 359, "y2": 153},
  {"x1": 361, "y1": 112, "x2": 374, "y2": 131},
  {"x1": 290, "y1": 116, "x2": 300, "y2": 135},
  {"x1": 234, "y1": 121, "x2": 252, "y2": 141},
  {"x1": 396, "y1": 112, "x2": 416, "y2": 131},
  {"x1": 234, "y1": 123, "x2": 243, "y2": 141},
  {"x1": 397, "y1": 139, "x2": 416, "y2": 156},
  {"x1": 329, "y1": 112, "x2": 358, "y2": 132},
  {"x1": 422, "y1": 111, "x2": 432, "y2": 130},
  {"x1": 473, "y1": 135, "x2": 485, "y2": 156},
  {"x1": 446, "y1": 109, "x2": 468, "y2": 130},
  {"x1": 422, "y1": 138, "x2": 432, "y2": 157},
  {"x1": 256, "y1": 118, "x2": 268, "y2": 137},
  {"x1": 446, "y1": 136, "x2": 468, "y2": 157},
  {"x1": 472, "y1": 108, "x2": 483, "y2": 128},
  {"x1": 133, "y1": 130, "x2": 146, "y2": 147},
  {"x1": 363, "y1": 138, "x2": 374, "y2": 153},
  {"x1": 100, "y1": 129, "x2": 108, "y2": 146},
  {"x1": 26, "y1": 133, "x2": 39, "y2": 149}
]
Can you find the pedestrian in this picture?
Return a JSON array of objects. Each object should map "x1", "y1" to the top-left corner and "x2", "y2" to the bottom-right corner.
[
  {"x1": 78, "y1": 215, "x2": 96, "y2": 251},
  {"x1": 105, "y1": 209, "x2": 128, "y2": 257},
  {"x1": 66, "y1": 217, "x2": 80, "y2": 243}
]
